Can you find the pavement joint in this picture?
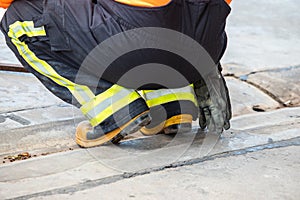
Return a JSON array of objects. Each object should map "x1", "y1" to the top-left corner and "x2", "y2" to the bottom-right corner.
[
  {"x1": 4, "y1": 114, "x2": 31, "y2": 126},
  {"x1": 8, "y1": 136, "x2": 300, "y2": 200},
  {"x1": 224, "y1": 73, "x2": 286, "y2": 107},
  {"x1": 233, "y1": 120, "x2": 300, "y2": 133},
  {"x1": 223, "y1": 64, "x2": 300, "y2": 107},
  {"x1": 243, "y1": 65, "x2": 300, "y2": 75},
  {"x1": 0, "y1": 117, "x2": 80, "y2": 134},
  {"x1": 0, "y1": 104, "x2": 62, "y2": 115}
]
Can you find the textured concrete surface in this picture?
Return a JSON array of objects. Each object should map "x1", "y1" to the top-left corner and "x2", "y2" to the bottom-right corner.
[
  {"x1": 0, "y1": 72, "x2": 65, "y2": 113},
  {"x1": 222, "y1": 0, "x2": 300, "y2": 70},
  {"x1": 223, "y1": 65, "x2": 300, "y2": 107},
  {"x1": 246, "y1": 66, "x2": 300, "y2": 106},
  {"x1": 0, "y1": 71, "x2": 83, "y2": 157},
  {"x1": 222, "y1": 0, "x2": 300, "y2": 106},
  {"x1": 36, "y1": 146, "x2": 300, "y2": 200},
  {"x1": 0, "y1": 107, "x2": 299, "y2": 199},
  {"x1": 225, "y1": 77, "x2": 280, "y2": 116}
]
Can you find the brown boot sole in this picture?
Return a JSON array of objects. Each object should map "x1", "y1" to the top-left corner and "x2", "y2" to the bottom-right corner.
[
  {"x1": 76, "y1": 111, "x2": 150, "y2": 148},
  {"x1": 140, "y1": 114, "x2": 192, "y2": 136}
]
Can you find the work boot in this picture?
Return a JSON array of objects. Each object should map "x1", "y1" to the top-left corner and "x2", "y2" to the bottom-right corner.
[
  {"x1": 76, "y1": 97, "x2": 151, "y2": 147},
  {"x1": 76, "y1": 111, "x2": 151, "y2": 147},
  {"x1": 140, "y1": 100, "x2": 197, "y2": 136}
]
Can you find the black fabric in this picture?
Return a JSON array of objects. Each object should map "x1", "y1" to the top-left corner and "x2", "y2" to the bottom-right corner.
[
  {"x1": 0, "y1": 0, "x2": 149, "y2": 132},
  {"x1": 1, "y1": 0, "x2": 230, "y2": 90},
  {"x1": 103, "y1": 48, "x2": 200, "y2": 89},
  {"x1": 95, "y1": 98, "x2": 149, "y2": 133},
  {"x1": 94, "y1": 0, "x2": 231, "y2": 87},
  {"x1": 0, "y1": 0, "x2": 115, "y2": 106},
  {"x1": 98, "y1": 0, "x2": 230, "y2": 63},
  {"x1": 0, "y1": 0, "x2": 230, "y2": 132},
  {"x1": 145, "y1": 100, "x2": 198, "y2": 128}
]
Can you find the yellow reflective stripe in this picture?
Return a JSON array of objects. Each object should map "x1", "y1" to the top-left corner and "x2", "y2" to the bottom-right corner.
[
  {"x1": 146, "y1": 92, "x2": 197, "y2": 108},
  {"x1": 10, "y1": 21, "x2": 46, "y2": 38},
  {"x1": 142, "y1": 84, "x2": 194, "y2": 95},
  {"x1": 8, "y1": 21, "x2": 95, "y2": 105},
  {"x1": 142, "y1": 90, "x2": 154, "y2": 94},
  {"x1": 80, "y1": 85, "x2": 124, "y2": 115},
  {"x1": 142, "y1": 85, "x2": 198, "y2": 107},
  {"x1": 89, "y1": 92, "x2": 141, "y2": 127}
]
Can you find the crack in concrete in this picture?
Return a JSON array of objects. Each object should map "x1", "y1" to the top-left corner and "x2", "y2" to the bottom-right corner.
[
  {"x1": 245, "y1": 65, "x2": 300, "y2": 75},
  {"x1": 0, "y1": 114, "x2": 31, "y2": 126},
  {"x1": 224, "y1": 74, "x2": 286, "y2": 107},
  {"x1": 241, "y1": 80, "x2": 286, "y2": 107},
  {"x1": 9, "y1": 136, "x2": 300, "y2": 200},
  {"x1": 0, "y1": 117, "x2": 84, "y2": 135},
  {"x1": 0, "y1": 104, "x2": 59, "y2": 115},
  {"x1": 6, "y1": 114, "x2": 31, "y2": 126},
  {"x1": 223, "y1": 65, "x2": 300, "y2": 107}
]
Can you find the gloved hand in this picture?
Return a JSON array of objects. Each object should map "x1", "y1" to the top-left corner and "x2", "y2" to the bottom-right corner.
[
  {"x1": 0, "y1": 0, "x2": 14, "y2": 9},
  {"x1": 194, "y1": 65, "x2": 232, "y2": 134}
]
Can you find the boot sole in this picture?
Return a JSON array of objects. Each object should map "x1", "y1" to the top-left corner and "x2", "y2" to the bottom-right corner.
[
  {"x1": 163, "y1": 123, "x2": 192, "y2": 135},
  {"x1": 140, "y1": 114, "x2": 193, "y2": 136},
  {"x1": 76, "y1": 111, "x2": 150, "y2": 148}
]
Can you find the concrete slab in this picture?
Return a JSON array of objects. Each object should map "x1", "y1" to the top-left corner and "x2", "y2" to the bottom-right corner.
[
  {"x1": 222, "y1": 0, "x2": 300, "y2": 70},
  {"x1": 0, "y1": 107, "x2": 299, "y2": 199},
  {"x1": 246, "y1": 66, "x2": 300, "y2": 106},
  {"x1": 0, "y1": 71, "x2": 66, "y2": 113},
  {"x1": 0, "y1": 71, "x2": 84, "y2": 156},
  {"x1": 0, "y1": 105, "x2": 82, "y2": 131},
  {"x1": 37, "y1": 146, "x2": 300, "y2": 200},
  {"x1": 0, "y1": 119, "x2": 80, "y2": 158},
  {"x1": 225, "y1": 77, "x2": 280, "y2": 116}
]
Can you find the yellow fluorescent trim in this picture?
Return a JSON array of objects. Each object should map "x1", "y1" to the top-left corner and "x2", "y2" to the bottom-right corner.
[
  {"x1": 89, "y1": 92, "x2": 140, "y2": 127},
  {"x1": 146, "y1": 92, "x2": 197, "y2": 107},
  {"x1": 80, "y1": 85, "x2": 125, "y2": 114},
  {"x1": 142, "y1": 84, "x2": 194, "y2": 95},
  {"x1": 8, "y1": 21, "x2": 95, "y2": 105}
]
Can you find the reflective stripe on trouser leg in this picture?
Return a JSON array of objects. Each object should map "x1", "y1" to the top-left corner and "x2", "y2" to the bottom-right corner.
[
  {"x1": 8, "y1": 21, "x2": 95, "y2": 105},
  {"x1": 7, "y1": 20, "x2": 142, "y2": 128},
  {"x1": 141, "y1": 85, "x2": 198, "y2": 108},
  {"x1": 140, "y1": 85, "x2": 197, "y2": 135},
  {"x1": 80, "y1": 85, "x2": 141, "y2": 127}
]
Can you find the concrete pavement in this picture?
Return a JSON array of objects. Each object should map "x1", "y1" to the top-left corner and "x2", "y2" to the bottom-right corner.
[
  {"x1": 0, "y1": 107, "x2": 299, "y2": 199},
  {"x1": 1, "y1": 0, "x2": 300, "y2": 199},
  {"x1": 34, "y1": 146, "x2": 300, "y2": 200},
  {"x1": 223, "y1": 0, "x2": 300, "y2": 69}
]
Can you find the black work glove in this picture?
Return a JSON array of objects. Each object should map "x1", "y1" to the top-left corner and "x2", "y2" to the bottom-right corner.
[{"x1": 194, "y1": 66, "x2": 232, "y2": 134}]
